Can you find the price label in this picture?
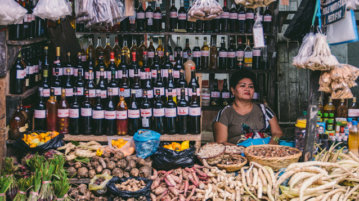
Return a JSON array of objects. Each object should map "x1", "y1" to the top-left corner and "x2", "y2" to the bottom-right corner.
[{"x1": 141, "y1": 108, "x2": 152, "y2": 117}]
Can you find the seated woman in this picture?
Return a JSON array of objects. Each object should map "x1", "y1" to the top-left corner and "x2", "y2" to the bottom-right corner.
[{"x1": 213, "y1": 69, "x2": 283, "y2": 145}]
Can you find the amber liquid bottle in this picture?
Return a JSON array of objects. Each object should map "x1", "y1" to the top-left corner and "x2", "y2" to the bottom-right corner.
[
  {"x1": 9, "y1": 105, "x2": 26, "y2": 140},
  {"x1": 46, "y1": 88, "x2": 58, "y2": 131},
  {"x1": 117, "y1": 88, "x2": 128, "y2": 135},
  {"x1": 57, "y1": 89, "x2": 69, "y2": 134},
  {"x1": 201, "y1": 37, "x2": 210, "y2": 70},
  {"x1": 209, "y1": 36, "x2": 218, "y2": 70}
]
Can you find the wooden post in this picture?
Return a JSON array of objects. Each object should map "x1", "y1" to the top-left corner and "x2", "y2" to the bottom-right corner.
[
  {"x1": 303, "y1": 71, "x2": 321, "y2": 161},
  {"x1": 0, "y1": 77, "x2": 6, "y2": 167}
]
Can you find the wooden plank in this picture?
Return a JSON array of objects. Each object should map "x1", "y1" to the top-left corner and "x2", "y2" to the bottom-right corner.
[
  {"x1": 76, "y1": 32, "x2": 274, "y2": 37},
  {"x1": 6, "y1": 86, "x2": 38, "y2": 97},
  {"x1": 0, "y1": 77, "x2": 6, "y2": 167},
  {"x1": 69, "y1": 178, "x2": 90, "y2": 184},
  {"x1": 6, "y1": 37, "x2": 47, "y2": 46}
]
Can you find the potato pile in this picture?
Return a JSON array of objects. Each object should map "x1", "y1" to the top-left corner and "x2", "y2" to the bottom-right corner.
[
  {"x1": 115, "y1": 179, "x2": 146, "y2": 192},
  {"x1": 66, "y1": 152, "x2": 152, "y2": 179},
  {"x1": 188, "y1": 0, "x2": 222, "y2": 21}
]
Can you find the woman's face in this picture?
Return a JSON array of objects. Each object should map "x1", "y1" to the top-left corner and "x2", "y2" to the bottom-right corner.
[{"x1": 231, "y1": 78, "x2": 255, "y2": 101}]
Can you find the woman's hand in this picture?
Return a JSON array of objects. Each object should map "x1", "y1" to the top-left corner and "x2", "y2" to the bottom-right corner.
[{"x1": 269, "y1": 117, "x2": 283, "y2": 145}]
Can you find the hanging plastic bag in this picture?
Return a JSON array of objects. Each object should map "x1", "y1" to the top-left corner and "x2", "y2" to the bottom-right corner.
[
  {"x1": 292, "y1": 32, "x2": 316, "y2": 69},
  {"x1": 188, "y1": 0, "x2": 223, "y2": 21},
  {"x1": 33, "y1": 0, "x2": 71, "y2": 21},
  {"x1": 253, "y1": 9, "x2": 265, "y2": 48},
  {"x1": 0, "y1": 0, "x2": 27, "y2": 25},
  {"x1": 327, "y1": 10, "x2": 359, "y2": 45}
]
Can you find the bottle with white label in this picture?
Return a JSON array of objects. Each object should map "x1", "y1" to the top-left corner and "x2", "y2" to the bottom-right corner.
[
  {"x1": 34, "y1": 88, "x2": 46, "y2": 130},
  {"x1": 145, "y1": 3, "x2": 154, "y2": 32},
  {"x1": 178, "y1": 0, "x2": 187, "y2": 30},
  {"x1": 253, "y1": 47, "x2": 261, "y2": 70},
  {"x1": 201, "y1": 37, "x2": 210, "y2": 70},
  {"x1": 105, "y1": 89, "x2": 117, "y2": 135},
  {"x1": 81, "y1": 90, "x2": 93, "y2": 134},
  {"x1": 192, "y1": 37, "x2": 201, "y2": 70},
  {"x1": 57, "y1": 89, "x2": 69, "y2": 134},
  {"x1": 263, "y1": 7, "x2": 272, "y2": 34},
  {"x1": 69, "y1": 88, "x2": 80, "y2": 134},
  {"x1": 211, "y1": 79, "x2": 221, "y2": 106},
  {"x1": 189, "y1": 87, "x2": 201, "y2": 134},
  {"x1": 153, "y1": 89, "x2": 165, "y2": 133},
  {"x1": 93, "y1": 92, "x2": 105, "y2": 135},
  {"x1": 244, "y1": 39, "x2": 253, "y2": 69},
  {"x1": 221, "y1": 79, "x2": 231, "y2": 106},
  {"x1": 128, "y1": 90, "x2": 140, "y2": 135},
  {"x1": 64, "y1": 68, "x2": 74, "y2": 104},
  {"x1": 169, "y1": 0, "x2": 178, "y2": 31},
  {"x1": 10, "y1": 52, "x2": 25, "y2": 94},
  {"x1": 218, "y1": 37, "x2": 227, "y2": 69},
  {"x1": 177, "y1": 88, "x2": 189, "y2": 134},
  {"x1": 227, "y1": 38, "x2": 236, "y2": 69},
  {"x1": 117, "y1": 88, "x2": 128, "y2": 135},
  {"x1": 141, "y1": 90, "x2": 152, "y2": 129},
  {"x1": 165, "y1": 88, "x2": 177, "y2": 134}
]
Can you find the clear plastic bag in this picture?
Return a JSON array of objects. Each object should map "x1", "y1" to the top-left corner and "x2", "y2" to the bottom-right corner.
[
  {"x1": 33, "y1": 0, "x2": 71, "y2": 21},
  {"x1": 292, "y1": 32, "x2": 315, "y2": 69},
  {"x1": 133, "y1": 129, "x2": 161, "y2": 159},
  {"x1": 188, "y1": 0, "x2": 223, "y2": 21},
  {"x1": 0, "y1": 0, "x2": 27, "y2": 25}
]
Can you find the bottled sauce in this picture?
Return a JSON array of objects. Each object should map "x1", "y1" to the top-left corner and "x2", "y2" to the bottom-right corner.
[
  {"x1": 137, "y1": 4, "x2": 146, "y2": 32},
  {"x1": 174, "y1": 47, "x2": 183, "y2": 82},
  {"x1": 151, "y1": 52, "x2": 160, "y2": 83},
  {"x1": 95, "y1": 37, "x2": 104, "y2": 65},
  {"x1": 236, "y1": 37, "x2": 245, "y2": 69},
  {"x1": 209, "y1": 36, "x2": 218, "y2": 70},
  {"x1": 218, "y1": 37, "x2": 227, "y2": 69},
  {"x1": 138, "y1": 40, "x2": 147, "y2": 67},
  {"x1": 108, "y1": 69, "x2": 119, "y2": 104},
  {"x1": 52, "y1": 46, "x2": 63, "y2": 77},
  {"x1": 34, "y1": 89, "x2": 46, "y2": 130},
  {"x1": 85, "y1": 51, "x2": 95, "y2": 80},
  {"x1": 201, "y1": 82, "x2": 210, "y2": 107},
  {"x1": 105, "y1": 89, "x2": 117, "y2": 135},
  {"x1": 95, "y1": 52, "x2": 106, "y2": 84},
  {"x1": 229, "y1": 3, "x2": 238, "y2": 32},
  {"x1": 210, "y1": 79, "x2": 220, "y2": 106},
  {"x1": 195, "y1": 18, "x2": 203, "y2": 33},
  {"x1": 187, "y1": 0, "x2": 195, "y2": 32},
  {"x1": 212, "y1": 2, "x2": 221, "y2": 33},
  {"x1": 237, "y1": 5, "x2": 246, "y2": 33},
  {"x1": 162, "y1": 52, "x2": 172, "y2": 84},
  {"x1": 252, "y1": 47, "x2": 261, "y2": 70},
  {"x1": 74, "y1": 52, "x2": 83, "y2": 80},
  {"x1": 104, "y1": 35, "x2": 112, "y2": 67},
  {"x1": 93, "y1": 92, "x2": 105, "y2": 135},
  {"x1": 201, "y1": 37, "x2": 210, "y2": 70},
  {"x1": 349, "y1": 121, "x2": 359, "y2": 155},
  {"x1": 129, "y1": 51, "x2": 138, "y2": 85},
  {"x1": 165, "y1": 88, "x2": 177, "y2": 134},
  {"x1": 227, "y1": 38, "x2": 236, "y2": 69},
  {"x1": 348, "y1": 98, "x2": 359, "y2": 121},
  {"x1": 177, "y1": 88, "x2": 189, "y2": 134},
  {"x1": 57, "y1": 89, "x2": 69, "y2": 134},
  {"x1": 117, "y1": 88, "x2": 128, "y2": 135},
  {"x1": 154, "y1": 69, "x2": 165, "y2": 101},
  {"x1": 188, "y1": 66, "x2": 200, "y2": 101},
  {"x1": 132, "y1": 69, "x2": 143, "y2": 101},
  {"x1": 324, "y1": 97, "x2": 336, "y2": 119},
  {"x1": 69, "y1": 88, "x2": 80, "y2": 134},
  {"x1": 221, "y1": 79, "x2": 231, "y2": 106},
  {"x1": 244, "y1": 39, "x2": 253, "y2": 69},
  {"x1": 146, "y1": 3, "x2": 154, "y2": 32},
  {"x1": 122, "y1": 39, "x2": 131, "y2": 64},
  {"x1": 141, "y1": 90, "x2": 152, "y2": 129},
  {"x1": 192, "y1": 37, "x2": 201, "y2": 70},
  {"x1": 9, "y1": 105, "x2": 26, "y2": 140},
  {"x1": 81, "y1": 89, "x2": 93, "y2": 134},
  {"x1": 128, "y1": 90, "x2": 140, "y2": 135},
  {"x1": 178, "y1": 0, "x2": 187, "y2": 30},
  {"x1": 246, "y1": 8, "x2": 255, "y2": 33},
  {"x1": 113, "y1": 37, "x2": 122, "y2": 66},
  {"x1": 25, "y1": 48, "x2": 35, "y2": 88},
  {"x1": 169, "y1": 0, "x2": 178, "y2": 31},
  {"x1": 40, "y1": 46, "x2": 50, "y2": 100},
  {"x1": 118, "y1": 49, "x2": 128, "y2": 79},
  {"x1": 263, "y1": 8, "x2": 272, "y2": 34},
  {"x1": 143, "y1": 68, "x2": 154, "y2": 100},
  {"x1": 46, "y1": 88, "x2": 57, "y2": 131},
  {"x1": 203, "y1": 18, "x2": 212, "y2": 33},
  {"x1": 167, "y1": 69, "x2": 176, "y2": 102},
  {"x1": 120, "y1": 69, "x2": 131, "y2": 104},
  {"x1": 174, "y1": 37, "x2": 183, "y2": 59},
  {"x1": 336, "y1": 99, "x2": 348, "y2": 118},
  {"x1": 220, "y1": 0, "x2": 229, "y2": 32},
  {"x1": 153, "y1": 89, "x2": 165, "y2": 133},
  {"x1": 153, "y1": 2, "x2": 162, "y2": 32},
  {"x1": 10, "y1": 52, "x2": 26, "y2": 94},
  {"x1": 183, "y1": 39, "x2": 192, "y2": 63},
  {"x1": 86, "y1": 69, "x2": 97, "y2": 105},
  {"x1": 176, "y1": 70, "x2": 188, "y2": 101},
  {"x1": 189, "y1": 88, "x2": 201, "y2": 134}
]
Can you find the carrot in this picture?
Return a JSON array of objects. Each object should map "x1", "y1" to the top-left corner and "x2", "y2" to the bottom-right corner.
[
  {"x1": 186, "y1": 186, "x2": 196, "y2": 201},
  {"x1": 164, "y1": 177, "x2": 175, "y2": 187},
  {"x1": 168, "y1": 187, "x2": 179, "y2": 196},
  {"x1": 184, "y1": 180, "x2": 189, "y2": 195},
  {"x1": 166, "y1": 175, "x2": 177, "y2": 186}
]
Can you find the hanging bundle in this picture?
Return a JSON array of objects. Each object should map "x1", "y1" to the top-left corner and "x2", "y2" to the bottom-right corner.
[
  {"x1": 234, "y1": 0, "x2": 276, "y2": 8},
  {"x1": 0, "y1": 0, "x2": 27, "y2": 25},
  {"x1": 188, "y1": 0, "x2": 223, "y2": 21},
  {"x1": 33, "y1": 0, "x2": 72, "y2": 21}
]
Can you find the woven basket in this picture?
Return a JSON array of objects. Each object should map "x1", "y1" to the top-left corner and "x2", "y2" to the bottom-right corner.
[
  {"x1": 197, "y1": 143, "x2": 226, "y2": 166},
  {"x1": 244, "y1": 145, "x2": 302, "y2": 171},
  {"x1": 217, "y1": 155, "x2": 247, "y2": 172}
]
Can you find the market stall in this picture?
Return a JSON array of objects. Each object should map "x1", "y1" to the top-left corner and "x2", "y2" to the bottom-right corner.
[{"x1": 1, "y1": 0, "x2": 359, "y2": 200}]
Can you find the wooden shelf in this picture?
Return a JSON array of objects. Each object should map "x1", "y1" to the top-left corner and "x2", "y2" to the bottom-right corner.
[
  {"x1": 198, "y1": 69, "x2": 270, "y2": 74},
  {"x1": 69, "y1": 178, "x2": 90, "y2": 184},
  {"x1": 7, "y1": 38, "x2": 47, "y2": 46},
  {"x1": 6, "y1": 86, "x2": 38, "y2": 99},
  {"x1": 76, "y1": 32, "x2": 273, "y2": 37},
  {"x1": 202, "y1": 106, "x2": 224, "y2": 111}
]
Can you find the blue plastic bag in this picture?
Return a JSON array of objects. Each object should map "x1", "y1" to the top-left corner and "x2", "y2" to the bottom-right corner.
[
  {"x1": 133, "y1": 129, "x2": 161, "y2": 159},
  {"x1": 238, "y1": 137, "x2": 295, "y2": 147}
]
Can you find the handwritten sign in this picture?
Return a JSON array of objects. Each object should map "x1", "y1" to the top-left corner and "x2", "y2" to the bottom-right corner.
[{"x1": 322, "y1": 0, "x2": 346, "y2": 24}]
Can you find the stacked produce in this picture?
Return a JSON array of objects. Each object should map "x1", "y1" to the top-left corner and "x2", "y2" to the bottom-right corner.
[
  {"x1": 149, "y1": 165, "x2": 209, "y2": 200},
  {"x1": 58, "y1": 141, "x2": 104, "y2": 161},
  {"x1": 188, "y1": 0, "x2": 223, "y2": 21},
  {"x1": 22, "y1": 131, "x2": 59, "y2": 148},
  {"x1": 68, "y1": 184, "x2": 107, "y2": 201}
]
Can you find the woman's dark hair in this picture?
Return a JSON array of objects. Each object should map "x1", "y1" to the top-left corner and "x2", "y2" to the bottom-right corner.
[{"x1": 229, "y1": 69, "x2": 256, "y2": 89}]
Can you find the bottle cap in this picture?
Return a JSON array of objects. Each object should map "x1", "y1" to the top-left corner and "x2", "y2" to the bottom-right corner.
[
  {"x1": 120, "y1": 88, "x2": 124, "y2": 92},
  {"x1": 353, "y1": 121, "x2": 358, "y2": 126},
  {"x1": 348, "y1": 118, "x2": 353, "y2": 122},
  {"x1": 191, "y1": 66, "x2": 195, "y2": 70}
]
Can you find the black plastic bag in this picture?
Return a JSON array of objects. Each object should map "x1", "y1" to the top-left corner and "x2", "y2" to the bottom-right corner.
[
  {"x1": 15, "y1": 133, "x2": 64, "y2": 154},
  {"x1": 284, "y1": 0, "x2": 316, "y2": 41},
  {"x1": 152, "y1": 146, "x2": 196, "y2": 170},
  {"x1": 106, "y1": 177, "x2": 152, "y2": 200}
]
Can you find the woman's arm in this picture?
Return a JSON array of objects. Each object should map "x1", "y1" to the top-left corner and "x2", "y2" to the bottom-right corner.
[
  {"x1": 268, "y1": 117, "x2": 283, "y2": 144},
  {"x1": 213, "y1": 122, "x2": 234, "y2": 145}
]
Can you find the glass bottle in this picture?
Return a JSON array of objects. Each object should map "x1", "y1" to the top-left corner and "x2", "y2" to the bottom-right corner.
[
  {"x1": 120, "y1": 68, "x2": 131, "y2": 104},
  {"x1": 154, "y1": 69, "x2": 165, "y2": 102},
  {"x1": 104, "y1": 35, "x2": 112, "y2": 67},
  {"x1": 52, "y1": 46, "x2": 63, "y2": 78},
  {"x1": 146, "y1": 3, "x2": 154, "y2": 32},
  {"x1": 227, "y1": 38, "x2": 236, "y2": 69},
  {"x1": 52, "y1": 68, "x2": 62, "y2": 100},
  {"x1": 46, "y1": 88, "x2": 57, "y2": 131},
  {"x1": 178, "y1": 0, "x2": 187, "y2": 30},
  {"x1": 201, "y1": 37, "x2": 210, "y2": 70},
  {"x1": 93, "y1": 92, "x2": 105, "y2": 135},
  {"x1": 141, "y1": 90, "x2": 152, "y2": 129},
  {"x1": 246, "y1": 8, "x2": 255, "y2": 33},
  {"x1": 157, "y1": 38, "x2": 164, "y2": 61},
  {"x1": 81, "y1": 89, "x2": 93, "y2": 134},
  {"x1": 34, "y1": 89, "x2": 46, "y2": 130},
  {"x1": 187, "y1": 0, "x2": 195, "y2": 32},
  {"x1": 211, "y1": 79, "x2": 220, "y2": 106},
  {"x1": 122, "y1": 39, "x2": 131, "y2": 64},
  {"x1": 105, "y1": 89, "x2": 117, "y2": 135},
  {"x1": 113, "y1": 36, "x2": 122, "y2": 66},
  {"x1": 63, "y1": 68, "x2": 73, "y2": 104},
  {"x1": 86, "y1": 69, "x2": 97, "y2": 106},
  {"x1": 174, "y1": 48, "x2": 183, "y2": 82},
  {"x1": 95, "y1": 37, "x2": 104, "y2": 66},
  {"x1": 176, "y1": 69, "x2": 188, "y2": 101},
  {"x1": 137, "y1": 3, "x2": 146, "y2": 32},
  {"x1": 237, "y1": 4, "x2": 246, "y2": 33},
  {"x1": 263, "y1": 7, "x2": 272, "y2": 34},
  {"x1": 69, "y1": 88, "x2": 80, "y2": 134},
  {"x1": 10, "y1": 52, "x2": 25, "y2": 94},
  {"x1": 209, "y1": 36, "x2": 218, "y2": 70},
  {"x1": 147, "y1": 38, "x2": 155, "y2": 66},
  {"x1": 153, "y1": 1, "x2": 162, "y2": 32},
  {"x1": 107, "y1": 52, "x2": 118, "y2": 83},
  {"x1": 349, "y1": 121, "x2": 359, "y2": 155},
  {"x1": 151, "y1": 52, "x2": 160, "y2": 83},
  {"x1": 153, "y1": 89, "x2": 165, "y2": 133},
  {"x1": 221, "y1": 79, "x2": 231, "y2": 106},
  {"x1": 128, "y1": 90, "x2": 140, "y2": 135},
  {"x1": 97, "y1": 67, "x2": 108, "y2": 105},
  {"x1": 162, "y1": 52, "x2": 172, "y2": 84},
  {"x1": 165, "y1": 88, "x2": 177, "y2": 134},
  {"x1": 253, "y1": 47, "x2": 261, "y2": 70},
  {"x1": 86, "y1": 36, "x2": 95, "y2": 62},
  {"x1": 117, "y1": 88, "x2": 128, "y2": 135},
  {"x1": 143, "y1": 68, "x2": 154, "y2": 101},
  {"x1": 183, "y1": 39, "x2": 192, "y2": 63},
  {"x1": 348, "y1": 97, "x2": 359, "y2": 121},
  {"x1": 236, "y1": 36, "x2": 245, "y2": 69},
  {"x1": 57, "y1": 89, "x2": 69, "y2": 134},
  {"x1": 229, "y1": 3, "x2": 238, "y2": 33},
  {"x1": 137, "y1": 40, "x2": 147, "y2": 67},
  {"x1": 189, "y1": 87, "x2": 201, "y2": 134},
  {"x1": 169, "y1": 0, "x2": 178, "y2": 31},
  {"x1": 9, "y1": 105, "x2": 26, "y2": 140},
  {"x1": 336, "y1": 99, "x2": 348, "y2": 118},
  {"x1": 218, "y1": 37, "x2": 227, "y2": 69},
  {"x1": 220, "y1": 0, "x2": 229, "y2": 32},
  {"x1": 95, "y1": 52, "x2": 106, "y2": 84},
  {"x1": 118, "y1": 49, "x2": 128, "y2": 80},
  {"x1": 108, "y1": 69, "x2": 119, "y2": 104},
  {"x1": 40, "y1": 46, "x2": 50, "y2": 101},
  {"x1": 177, "y1": 88, "x2": 188, "y2": 134},
  {"x1": 244, "y1": 39, "x2": 253, "y2": 69}
]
